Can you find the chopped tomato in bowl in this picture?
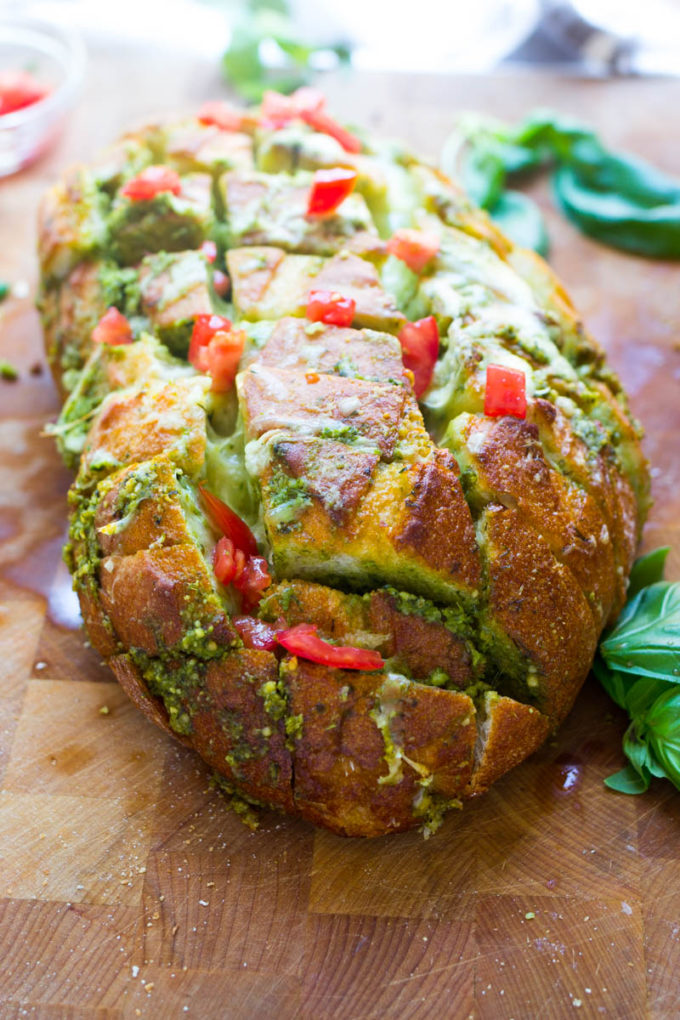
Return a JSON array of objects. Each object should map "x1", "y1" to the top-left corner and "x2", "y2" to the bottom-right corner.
[
  {"x1": 0, "y1": 20, "x2": 85, "y2": 176},
  {"x1": 0, "y1": 70, "x2": 49, "y2": 116}
]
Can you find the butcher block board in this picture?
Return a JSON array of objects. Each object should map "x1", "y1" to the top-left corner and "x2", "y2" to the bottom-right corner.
[{"x1": 0, "y1": 47, "x2": 679, "y2": 1018}]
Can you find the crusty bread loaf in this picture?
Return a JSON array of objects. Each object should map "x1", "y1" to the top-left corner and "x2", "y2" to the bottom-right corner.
[{"x1": 38, "y1": 97, "x2": 650, "y2": 836}]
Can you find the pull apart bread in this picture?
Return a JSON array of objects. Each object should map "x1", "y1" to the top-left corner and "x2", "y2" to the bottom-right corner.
[{"x1": 38, "y1": 94, "x2": 650, "y2": 837}]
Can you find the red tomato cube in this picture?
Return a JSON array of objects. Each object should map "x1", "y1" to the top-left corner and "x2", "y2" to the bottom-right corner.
[
  {"x1": 306, "y1": 168, "x2": 357, "y2": 217},
  {"x1": 306, "y1": 289, "x2": 356, "y2": 327},
  {"x1": 484, "y1": 363, "x2": 527, "y2": 419},
  {"x1": 398, "y1": 316, "x2": 439, "y2": 398},
  {"x1": 386, "y1": 228, "x2": 439, "y2": 274},
  {"x1": 120, "y1": 166, "x2": 182, "y2": 202}
]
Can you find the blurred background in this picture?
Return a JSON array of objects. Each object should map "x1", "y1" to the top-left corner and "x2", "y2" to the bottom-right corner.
[{"x1": 3, "y1": 0, "x2": 680, "y2": 81}]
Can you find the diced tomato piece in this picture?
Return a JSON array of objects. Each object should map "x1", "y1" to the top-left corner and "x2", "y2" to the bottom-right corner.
[
  {"x1": 197, "y1": 100, "x2": 246, "y2": 132},
  {"x1": 306, "y1": 289, "x2": 356, "y2": 327},
  {"x1": 203, "y1": 486, "x2": 270, "y2": 605},
  {"x1": 278, "y1": 623, "x2": 384, "y2": 671},
  {"x1": 307, "y1": 168, "x2": 357, "y2": 217},
  {"x1": 199, "y1": 483, "x2": 258, "y2": 557},
  {"x1": 386, "y1": 228, "x2": 439, "y2": 274},
  {"x1": 0, "y1": 70, "x2": 48, "y2": 116},
  {"x1": 260, "y1": 87, "x2": 325, "y2": 129},
  {"x1": 213, "y1": 536, "x2": 247, "y2": 586},
  {"x1": 120, "y1": 165, "x2": 181, "y2": 202},
  {"x1": 484, "y1": 363, "x2": 527, "y2": 419},
  {"x1": 189, "y1": 313, "x2": 232, "y2": 363},
  {"x1": 188, "y1": 313, "x2": 244, "y2": 390},
  {"x1": 91, "y1": 307, "x2": 133, "y2": 346},
  {"x1": 260, "y1": 90, "x2": 299, "y2": 128},
  {"x1": 233, "y1": 616, "x2": 279, "y2": 651},
  {"x1": 200, "y1": 239, "x2": 217, "y2": 263},
  {"x1": 259, "y1": 88, "x2": 360, "y2": 152},
  {"x1": 204, "y1": 328, "x2": 245, "y2": 392},
  {"x1": 398, "y1": 316, "x2": 439, "y2": 398},
  {"x1": 291, "y1": 87, "x2": 326, "y2": 114},
  {"x1": 300, "y1": 107, "x2": 362, "y2": 154},
  {"x1": 212, "y1": 270, "x2": 230, "y2": 298},
  {"x1": 234, "y1": 555, "x2": 272, "y2": 611}
]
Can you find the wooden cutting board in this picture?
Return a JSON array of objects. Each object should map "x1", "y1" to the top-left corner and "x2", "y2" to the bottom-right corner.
[{"x1": 0, "y1": 47, "x2": 679, "y2": 1018}]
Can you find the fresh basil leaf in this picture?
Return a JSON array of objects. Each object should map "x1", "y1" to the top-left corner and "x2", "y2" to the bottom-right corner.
[
  {"x1": 461, "y1": 145, "x2": 505, "y2": 210},
  {"x1": 255, "y1": 9, "x2": 313, "y2": 63},
  {"x1": 488, "y1": 190, "x2": 549, "y2": 257},
  {"x1": 493, "y1": 139, "x2": 540, "y2": 177},
  {"x1": 645, "y1": 753, "x2": 669, "y2": 780},
  {"x1": 222, "y1": 25, "x2": 264, "y2": 96},
  {"x1": 221, "y1": 2, "x2": 350, "y2": 101},
  {"x1": 566, "y1": 144, "x2": 680, "y2": 208},
  {"x1": 604, "y1": 764, "x2": 649, "y2": 794},
  {"x1": 625, "y1": 677, "x2": 672, "y2": 719},
  {"x1": 511, "y1": 109, "x2": 598, "y2": 163},
  {"x1": 591, "y1": 655, "x2": 635, "y2": 710},
  {"x1": 600, "y1": 581, "x2": 680, "y2": 683},
  {"x1": 444, "y1": 107, "x2": 680, "y2": 260},
  {"x1": 628, "y1": 546, "x2": 669, "y2": 599},
  {"x1": 646, "y1": 687, "x2": 680, "y2": 791},
  {"x1": 622, "y1": 722, "x2": 652, "y2": 776},
  {"x1": 553, "y1": 165, "x2": 680, "y2": 259},
  {"x1": 249, "y1": 0, "x2": 288, "y2": 13}
]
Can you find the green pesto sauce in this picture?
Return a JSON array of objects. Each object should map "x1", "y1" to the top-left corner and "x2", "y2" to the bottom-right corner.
[
  {"x1": 48, "y1": 171, "x2": 110, "y2": 281},
  {"x1": 98, "y1": 261, "x2": 142, "y2": 315},
  {"x1": 97, "y1": 463, "x2": 158, "y2": 535},
  {"x1": 285, "y1": 713, "x2": 304, "y2": 745},
  {"x1": 380, "y1": 255, "x2": 429, "y2": 321},
  {"x1": 412, "y1": 783, "x2": 462, "y2": 839},
  {"x1": 425, "y1": 668, "x2": 450, "y2": 688},
  {"x1": 49, "y1": 352, "x2": 109, "y2": 469},
  {"x1": 258, "y1": 668, "x2": 302, "y2": 751},
  {"x1": 318, "y1": 424, "x2": 359, "y2": 443},
  {"x1": 135, "y1": 653, "x2": 202, "y2": 736},
  {"x1": 370, "y1": 673, "x2": 413, "y2": 787},
  {"x1": 140, "y1": 250, "x2": 208, "y2": 313},
  {"x1": 209, "y1": 772, "x2": 262, "y2": 830},
  {"x1": 380, "y1": 587, "x2": 443, "y2": 626},
  {"x1": 266, "y1": 471, "x2": 312, "y2": 532},
  {"x1": 380, "y1": 586, "x2": 476, "y2": 639},
  {"x1": 258, "y1": 678, "x2": 287, "y2": 721},
  {"x1": 109, "y1": 192, "x2": 210, "y2": 266},
  {"x1": 66, "y1": 472, "x2": 117, "y2": 596}
]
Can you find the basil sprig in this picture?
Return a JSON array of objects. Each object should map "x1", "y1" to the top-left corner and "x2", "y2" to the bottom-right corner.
[
  {"x1": 221, "y1": 0, "x2": 350, "y2": 101},
  {"x1": 443, "y1": 109, "x2": 680, "y2": 259},
  {"x1": 595, "y1": 547, "x2": 680, "y2": 795}
]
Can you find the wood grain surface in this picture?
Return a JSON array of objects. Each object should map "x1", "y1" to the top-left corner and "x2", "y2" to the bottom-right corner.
[{"x1": 0, "y1": 45, "x2": 679, "y2": 1018}]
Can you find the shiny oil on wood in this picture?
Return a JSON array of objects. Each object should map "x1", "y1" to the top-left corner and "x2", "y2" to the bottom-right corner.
[{"x1": 0, "y1": 50, "x2": 679, "y2": 1019}]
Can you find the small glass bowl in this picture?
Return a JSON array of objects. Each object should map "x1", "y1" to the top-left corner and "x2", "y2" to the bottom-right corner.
[{"x1": 0, "y1": 17, "x2": 85, "y2": 177}]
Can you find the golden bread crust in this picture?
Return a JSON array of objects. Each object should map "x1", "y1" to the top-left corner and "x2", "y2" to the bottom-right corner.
[{"x1": 40, "y1": 104, "x2": 649, "y2": 837}]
